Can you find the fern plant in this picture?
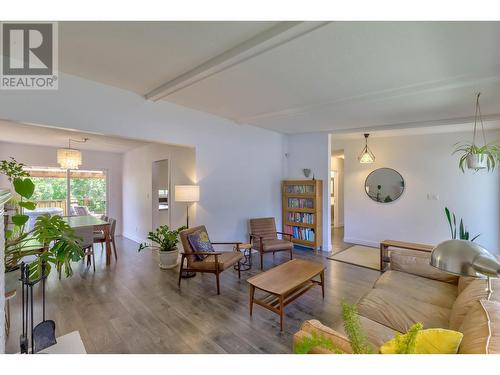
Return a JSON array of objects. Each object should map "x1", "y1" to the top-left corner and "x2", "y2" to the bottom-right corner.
[
  {"x1": 393, "y1": 323, "x2": 423, "y2": 354},
  {"x1": 444, "y1": 207, "x2": 480, "y2": 241}
]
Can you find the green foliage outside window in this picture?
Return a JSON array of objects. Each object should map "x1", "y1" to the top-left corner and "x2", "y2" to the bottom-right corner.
[{"x1": 30, "y1": 176, "x2": 107, "y2": 214}]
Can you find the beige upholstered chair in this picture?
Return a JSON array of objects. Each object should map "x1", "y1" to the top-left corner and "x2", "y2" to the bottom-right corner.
[
  {"x1": 249, "y1": 217, "x2": 294, "y2": 270},
  {"x1": 179, "y1": 225, "x2": 244, "y2": 295}
]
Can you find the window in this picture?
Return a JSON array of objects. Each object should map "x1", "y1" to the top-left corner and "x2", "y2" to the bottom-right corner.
[{"x1": 25, "y1": 167, "x2": 107, "y2": 216}]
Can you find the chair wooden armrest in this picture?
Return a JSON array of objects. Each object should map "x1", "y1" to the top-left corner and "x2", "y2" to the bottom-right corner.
[
  {"x1": 181, "y1": 251, "x2": 223, "y2": 256},
  {"x1": 276, "y1": 231, "x2": 292, "y2": 240},
  {"x1": 211, "y1": 242, "x2": 243, "y2": 252}
]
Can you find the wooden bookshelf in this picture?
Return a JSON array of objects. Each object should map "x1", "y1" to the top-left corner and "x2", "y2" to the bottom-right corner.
[{"x1": 282, "y1": 179, "x2": 323, "y2": 250}]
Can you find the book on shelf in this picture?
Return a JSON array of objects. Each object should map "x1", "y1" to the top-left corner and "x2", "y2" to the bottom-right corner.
[
  {"x1": 286, "y1": 212, "x2": 314, "y2": 224},
  {"x1": 284, "y1": 225, "x2": 315, "y2": 242},
  {"x1": 287, "y1": 197, "x2": 314, "y2": 209},
  {"x1": 285, "y1": 185, "x2": 315, "y2": 194}
]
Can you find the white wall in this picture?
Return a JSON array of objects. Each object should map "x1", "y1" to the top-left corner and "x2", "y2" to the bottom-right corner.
[
  {"x1": 286, "y1": 133, "x2": 331, "y2": 251},
  {"x1": 123, "y1": 143, "x2": 196, "y2": 243},
  {"x1": 331, "y1": 156, "x2": 344, "y2": 227},
  {"x1": 0, "y1": 73, "x2": 286, "y2": 243},
  {"x1": 0, "y1": 141, "x2": 124, "y2": 234},
  {"x1": 331, "y1": 130, "x2": 500, "y2": 253}
]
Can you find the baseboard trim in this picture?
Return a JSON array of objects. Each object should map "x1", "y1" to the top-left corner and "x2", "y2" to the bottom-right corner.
[
  {"x1": 122, "y1": 232, "x2": 143, "y2": 244},
  {"x1": 343, "y1": 237, "x2": 379, "y2": 248}
]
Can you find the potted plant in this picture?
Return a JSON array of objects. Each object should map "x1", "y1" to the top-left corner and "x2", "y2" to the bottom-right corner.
[
  {"x1": 453, "y1": 93, "x2": 500, "y2": 173},
  {"x1": 453, "y1": 142, "x2": 500, "y2": 172},
  {"x1": 1, "y1": 157, "x2": 83, "y2": 280},
  {"x1": 138, "y1": 225, "x2": 187, "y2": 269}
]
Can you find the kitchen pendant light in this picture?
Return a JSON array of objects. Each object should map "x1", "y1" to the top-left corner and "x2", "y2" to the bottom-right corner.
[
  {"x1": 358, "y1": 133, "x2": 375, "y2": 164},
  {"x1": 57, "y1": 138, "x2": 87, "y2": 169}
]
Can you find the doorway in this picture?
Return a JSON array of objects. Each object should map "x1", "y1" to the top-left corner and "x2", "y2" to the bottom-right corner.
[
  {"x1": 331, "y1": 150, "x2": 345, "y2": 253},
  {"x1": 152, "y1": 159, "x2": 170, "y2": 230}
]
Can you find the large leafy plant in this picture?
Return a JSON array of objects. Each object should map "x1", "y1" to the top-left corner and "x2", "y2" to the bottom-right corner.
[
  {"x1": 453, "y1": 142, "x2": 500, "y2": 173},
  {"x1": 2, "y1": 157, "x2": 83, "y2": 278},
  {"x1": 444, "y1": 207, "x2": 480, "y2": 241},
  {"x1": 138, "y1": 225, "x2": 187, "y2": 252}
]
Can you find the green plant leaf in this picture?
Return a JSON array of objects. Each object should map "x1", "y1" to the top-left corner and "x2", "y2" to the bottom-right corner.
[
  {"x1": 5, "y1": 229, "x2": 13, "y2": 239},
  {"x1": 13, "y1": 177, "x2": 35, "y2": 199},
  {"x1": 12, "y1": 214, "x2": 29, "y2": 226},
  {"x1": 18, "y1": 201, "x2": 36, "y2": 210}
]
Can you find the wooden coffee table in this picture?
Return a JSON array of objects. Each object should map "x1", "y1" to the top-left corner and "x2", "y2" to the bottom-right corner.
[{"x1": 247, "y1": 259, "x2": 325, "y2": 332}]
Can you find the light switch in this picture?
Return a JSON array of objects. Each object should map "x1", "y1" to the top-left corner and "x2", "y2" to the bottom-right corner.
[{"x1": 427, "y1": 193, "x2": 440, "y2": 200}]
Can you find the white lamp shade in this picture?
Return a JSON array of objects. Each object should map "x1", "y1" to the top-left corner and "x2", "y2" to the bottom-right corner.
[
  {"x1": 57, "y1": 148, "x2": 82, "y2": 169},
  {"x1": 175, "y1": 185, "x2": 200, "y2": 202}
]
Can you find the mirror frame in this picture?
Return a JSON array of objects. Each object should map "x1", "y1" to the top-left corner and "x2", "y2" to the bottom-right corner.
[{"x1": 364, "y1": 167, "x2": 405, "y2": 203}]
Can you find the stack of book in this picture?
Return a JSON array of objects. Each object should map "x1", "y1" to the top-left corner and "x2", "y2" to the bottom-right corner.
[
  {"x1": 287, "y1": 198, "x2": 314, "y2": 208},
  {"x1": 285, "y1": 185, "x2": 315, "y2": 194},
  {"x1": 287, "y1": 212, "x2": 314, "y2": 224},
  {"x1": 284, "y1": 226, "x2": 315, "y2": 241}
]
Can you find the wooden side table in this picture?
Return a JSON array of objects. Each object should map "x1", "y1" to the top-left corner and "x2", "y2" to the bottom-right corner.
[{"x1": 234, "y1": 243, "x2": 253, "y2": 271}]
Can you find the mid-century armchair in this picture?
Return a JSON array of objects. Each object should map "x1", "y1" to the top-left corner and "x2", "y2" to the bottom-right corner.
[
  {"x1": 179, "y1": 226, "x2": 244, "y2": 295},
  {"x1": 249, "y1": 217, "x2": 294, "y2": 270}
]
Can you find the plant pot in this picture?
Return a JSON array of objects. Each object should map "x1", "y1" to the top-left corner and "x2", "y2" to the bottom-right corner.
[
  {"x1": 158, "y1": 248, "x2": 179, "y2": 269},
  {"x1": 466, "y1": 154, "x2": 487, "y2": 170}
]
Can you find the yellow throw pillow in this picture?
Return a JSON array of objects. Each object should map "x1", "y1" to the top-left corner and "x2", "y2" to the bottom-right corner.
[{"x1": 380, "y1": 328, "x2": 463, "y2": 354}]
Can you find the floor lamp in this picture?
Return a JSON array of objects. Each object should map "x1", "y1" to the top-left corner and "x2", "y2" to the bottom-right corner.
[
  {"x1": 174, "y1": 185, "x2": 200, "y2": 228},
  {"x1": 175, "y1": 185, "x2": 200, "y2": 278}
]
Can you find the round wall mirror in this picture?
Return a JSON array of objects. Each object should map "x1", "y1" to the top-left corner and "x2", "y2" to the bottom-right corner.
[{"x1": 365, "y1": 168, "x2": 405, "y2": 203}]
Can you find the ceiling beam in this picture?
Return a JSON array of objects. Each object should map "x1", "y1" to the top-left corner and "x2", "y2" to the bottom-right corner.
[{"x1": 144, "y1": 21, "x2": 329, "y2": 101}]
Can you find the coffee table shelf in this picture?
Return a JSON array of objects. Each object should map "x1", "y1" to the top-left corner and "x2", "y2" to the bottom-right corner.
[{"x1": 247, "y1": 259, "x2": 325, "y2": 332}]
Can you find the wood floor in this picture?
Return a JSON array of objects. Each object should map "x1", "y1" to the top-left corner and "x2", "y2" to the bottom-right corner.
[
  {"x1": 5, "y1": 236, "x2": 379, "y2": 354},
  {"x1": 331, "y1": 226, "x2": 353, "y2": 254}
]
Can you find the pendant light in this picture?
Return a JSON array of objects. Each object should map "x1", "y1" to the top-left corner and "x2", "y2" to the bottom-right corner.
[
  {"x1": 358, "y1": 133, "x2": 375, "y2": 164},
  {"x1": 57, "y1": 138, "x2": 88, "y2": 170}
]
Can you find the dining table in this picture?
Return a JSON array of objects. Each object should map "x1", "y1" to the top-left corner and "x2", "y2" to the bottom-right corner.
[{"x1": 63, "y1": 215, "x2": 113, "y2": 266}]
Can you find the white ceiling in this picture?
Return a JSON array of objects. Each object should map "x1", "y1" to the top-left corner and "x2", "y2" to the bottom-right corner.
[
  {"x1": 0, "y1": 120, "x2": 148, "y2": 153},
  {"x1": 58, "y1": 21, "x2": 500, "y2": 134}
]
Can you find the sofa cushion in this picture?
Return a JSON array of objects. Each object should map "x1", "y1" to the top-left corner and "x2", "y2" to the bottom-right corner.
[
  {"x1": 458, "y1": 276, "x2": 475, "y2": 294},
  {"x1": 191, "y1": 251, "x2": 243, "y2": 271},
  {"x1": 187, "y1": 229, "x2": 214, "y2": 260},
  {"x1": 380, "y1": 327, "x2": 463, "y2": 354},
  {"x1": 390, "y1": 250, "x2": 458, "y2": 284},
  {"x1": 459, "y1": 299, "x2": 500, "y2": 354},
  {"x1": 449, "y1": 278, "x2": 500, "y2": 330},
  {"x1": 374, "y1": 270, "x2": 458, "y2": 309},
  {"x1": 357, "y1": 288, "x2": 451, "y2": 333},
  {"x1": 331, "y1": 315, "x2": 396, "y2": 350}
]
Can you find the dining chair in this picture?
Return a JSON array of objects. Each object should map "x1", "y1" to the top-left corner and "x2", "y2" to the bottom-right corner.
[
  {"x1": 74, "y1": 226, "x2": 96, "y2": 272},
  {"x1": 94, "y1": 217, "x2": 117, "y2": 260}
]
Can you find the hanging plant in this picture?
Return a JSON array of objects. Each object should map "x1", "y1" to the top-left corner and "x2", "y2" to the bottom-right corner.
[{"x1": 452, "y1": 93, "x2": 500, "y2": 173}]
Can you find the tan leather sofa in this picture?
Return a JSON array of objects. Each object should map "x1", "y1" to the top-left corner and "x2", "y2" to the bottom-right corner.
[{"x1": 294, "y1": 249, "x2": 500, "y2": 354}]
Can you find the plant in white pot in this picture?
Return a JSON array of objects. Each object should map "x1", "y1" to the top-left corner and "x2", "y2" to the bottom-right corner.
[
  {"x1": 453, "y1": 93, "x2": 500, "y2": 173},
  {"x1": 138, "y1": 225, "x2": 186, "y2": 269}
]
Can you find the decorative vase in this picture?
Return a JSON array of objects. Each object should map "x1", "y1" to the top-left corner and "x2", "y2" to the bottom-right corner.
[
  {"x1": 159, "y1": 248, "x2": 179, "y2": 269},
  {"x1": 466, "y1": 154, "x2": 487, "y2": 170}
]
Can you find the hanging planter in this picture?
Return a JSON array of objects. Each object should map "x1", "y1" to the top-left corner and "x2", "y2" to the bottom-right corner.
[{"x1": 453, "y1": 93, "x2": 500, "y2": 173}]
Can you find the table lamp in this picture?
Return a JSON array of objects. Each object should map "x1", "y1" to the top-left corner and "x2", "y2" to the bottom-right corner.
[
  {"x1": 431, "y1": 239, "x2": 500, "y2": 299},
  {"x1": 174, "y1": 185, "x2": 200, "y2": 228}
]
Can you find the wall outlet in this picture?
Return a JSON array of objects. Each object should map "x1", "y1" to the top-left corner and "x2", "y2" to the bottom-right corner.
[{"x1": 427, "y1": 193, "x2": 440, "y2": 200}]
